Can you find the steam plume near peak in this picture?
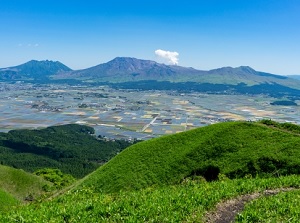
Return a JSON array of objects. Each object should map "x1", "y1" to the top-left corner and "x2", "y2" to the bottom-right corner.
[{"x1": 155, "y1": 49, "x2": 179, "y2": 65}]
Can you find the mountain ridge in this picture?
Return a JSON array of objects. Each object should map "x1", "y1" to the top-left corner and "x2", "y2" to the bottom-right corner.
[
  {"x1": 1, "y1": 57, "x2": 300, "y2": 92},
  {"x1": 0, "y1": 57, "x2": 289, "y2": 82},
  {"x1": 287, "y1": 75, "x2": 300, "y2": 80},
  {"x1": 55, "y1": 57, "x2": 294, "y2": 86},
  {"x1": 63, "y1": 57, "x2": 202, "y2": 81},
  {"x1": 0, "y1": 60, "x2": 72, "y2": 80}
]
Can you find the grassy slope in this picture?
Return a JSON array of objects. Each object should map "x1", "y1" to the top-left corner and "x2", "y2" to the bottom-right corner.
[
  {"x1": 237, "y1": 189, "x2": 300, "y2": 222},
  {"x1": 1, "y1": 175, "x2": 300, "y2": 222},
  {"x1": 1, "y1": 121, "x2": 300, "y2": 221},
  {"x1": 0, "y1": 165, "x2": 49, "y2": 202},
  {"x1": 0, "y1": 189, "x2": 18, "y2": 212},
  {"x1": 80, "y1": 121, "x2": 300, "y2": 193}
]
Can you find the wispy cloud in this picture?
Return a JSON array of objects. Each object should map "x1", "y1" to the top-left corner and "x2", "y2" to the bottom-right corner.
[
  {"x1": 17, "y1": 43, "x2": 39, "y2": 47},
  {"x1": 155, "y1": 49, "x2": 179, "y2": 65}
]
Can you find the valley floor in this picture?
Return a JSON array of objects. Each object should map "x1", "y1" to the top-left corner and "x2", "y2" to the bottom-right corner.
[{"x1": 1, "y1": 82, "x2": 299, "y2": 140}]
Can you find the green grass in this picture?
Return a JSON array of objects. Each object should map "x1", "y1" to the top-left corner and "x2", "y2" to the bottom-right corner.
[
  {"x1": 236, "y1": 189, "x2": 300, "y2": 222},
  {"x1": 259, "y1": 119, "x2": 300, "y2": 135},
  {"x1": 0, "y1": 165, "x2": 49, "y2": 202},
  {"x1": 79, "y1": 121, "x2": 300, "y2": 193},
  {"x1": 2, "y1": 121, "x2": 300, "y2": 221},
  {"x1": 0, "y1": 189, "x2": 18, "y2": 212},
  {"x1": 1, "y1": 175, "x2": 300, "y2": 222}
]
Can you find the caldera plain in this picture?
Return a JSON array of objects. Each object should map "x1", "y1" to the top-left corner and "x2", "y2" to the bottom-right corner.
[{"x1": 0, "y1": 82, "x2": 299, "y2": 140}]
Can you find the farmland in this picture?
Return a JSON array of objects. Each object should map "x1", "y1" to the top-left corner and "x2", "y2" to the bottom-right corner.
[{"x1": 1, "y1": 82, "x2": 299, "y2": 140}]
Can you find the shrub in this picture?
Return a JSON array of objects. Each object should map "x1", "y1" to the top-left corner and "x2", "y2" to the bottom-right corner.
[{"x1": 34, "y1": 168, "x2": 75, "y2": 189}]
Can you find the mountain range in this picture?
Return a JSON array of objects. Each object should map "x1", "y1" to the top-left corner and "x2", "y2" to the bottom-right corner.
[
  {"x1": 0, "y1": 60, "x2": 72, "y2": 80},
  {"x1": 287, "y1": 75, "x2": 300, "y2": 80},
  {"x1": 1, "y1": 57, "x2": 300, "y2": 95},
  {"x1": 56, "y1": 57, "x2": 300, "y2": 87}
]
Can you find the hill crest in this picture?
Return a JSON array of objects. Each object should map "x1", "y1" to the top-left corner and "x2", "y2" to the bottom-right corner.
[{"x1": 78, "y1": 121, "x2": 300, "y2": 193}]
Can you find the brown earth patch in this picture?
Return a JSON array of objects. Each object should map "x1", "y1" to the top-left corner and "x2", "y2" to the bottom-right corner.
[{"x1": 204, "y1": 188, "x2": 295, "y2": 223}]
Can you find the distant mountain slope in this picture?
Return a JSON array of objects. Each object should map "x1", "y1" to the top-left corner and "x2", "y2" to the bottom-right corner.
[
  {"x1": 79, "y1": 121, "x2": 300, "y2": 193},
  {"x1": 55, "y1": 57, "x2": 300, "y2": 90},
  {"x1": 203, "y1": 66, "x2": 290, "y2": 85},
  {"x1": 2, "y1": 57, "x2": 300, "y2": 93},
  {"x1": 287, "y1": 75, "x2": 300, "y2": 80},
  {"x1": 62, "y1": 57, "x2": 201, "y2": 82},
  {"x1": 0, "y1": 60, "x2": 72, "y2": 80}
]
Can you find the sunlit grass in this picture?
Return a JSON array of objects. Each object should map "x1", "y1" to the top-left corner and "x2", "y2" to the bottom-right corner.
[
  {"x1": 0, "y1": 189, "x2": 18, "y2": 212},
  {"x1": 236, "y1": 189, "x2": 300, "y2": 222},
  {"x1": 80, "y1": 121, "x2": 300, "y2": 193},
  {"x1": 1, "y1": 175, "x2": 300, "y2": 222}
]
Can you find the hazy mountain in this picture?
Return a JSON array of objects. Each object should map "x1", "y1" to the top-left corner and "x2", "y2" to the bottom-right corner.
[
  {"x1": 62, "y1": 57, "x2": 202, "y2": 82},
  {"x1": 2, "y1": 57, "x2": 300, "y2": 92},
  {"x1": 56, "y1": 57, "x2": 300, "y2": 89},
  {"x1": 287, "y1": 75, "x2": 300, "y2": 80},
  {"x1": 202, "y1": 65, "x2": 293, "y2": 86},
  {"x1": 0, "y1": 60, "x2": 72, "y2": 80}
]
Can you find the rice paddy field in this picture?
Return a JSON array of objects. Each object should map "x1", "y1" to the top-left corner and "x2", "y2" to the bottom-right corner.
[{"x1": 1, "y1": 82, "x2": 299, "y2": 140}]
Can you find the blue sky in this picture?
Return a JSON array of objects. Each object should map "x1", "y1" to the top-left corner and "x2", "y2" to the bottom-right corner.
[{"x1": 1, "y1": 0, "x2": 300, "y2": 75}]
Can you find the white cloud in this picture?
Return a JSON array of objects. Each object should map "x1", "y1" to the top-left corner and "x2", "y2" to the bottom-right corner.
[
  {"x1": 17, "y1": 43, "x2": 39, "y2": 48},
  {"x1": 155, "y1": 49, "x2": 179, "y2": 65}
]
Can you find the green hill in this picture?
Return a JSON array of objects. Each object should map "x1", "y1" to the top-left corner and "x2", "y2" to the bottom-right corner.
[
  {"x1": 1, "y1": 175, "x2": 300, "y2": 222},
  {"x1": 79, "y1": 121, "x2": 300, "y2": 193},
  {"x1": 1, "y1": 121, "x2": 300, "y2": 221},
  {"x1": 0, "y1": 188, "x2": 18, "y2": 212},
  {"x1": 0, "y1": 165, "x2": 49, "y2": 210}
]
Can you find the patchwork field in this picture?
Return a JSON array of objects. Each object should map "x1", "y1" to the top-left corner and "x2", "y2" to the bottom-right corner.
[{"x1": 1, "y1": 82, "x2": 299, "y2": 140}]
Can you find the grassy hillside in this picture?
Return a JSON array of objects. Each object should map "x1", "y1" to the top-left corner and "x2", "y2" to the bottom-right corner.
[
  {"x1": 80, "y1": 121, "x2": 300, "y2": 193},
  {"x1": 1, "y1": 175, "x2": 300, "y2": 222},
  {"x1": 0, "y1": 124, "x2": 132, "y2": 178},
  {"x1": 1, "y1": 121, "x2": 300, "y2": 221},
  {"x1": 0, "y1": 165, "x2": 49, "y2": 204},
  {"x1": 237, "y1": 189, "x2": 300, "y2": 222},
  {"x1": 0, "y1": 188, "x2": 18, "y2": 212}
]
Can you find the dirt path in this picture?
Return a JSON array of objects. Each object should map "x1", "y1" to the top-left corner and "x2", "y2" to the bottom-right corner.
[{"x1": 204, "y1": 187, "x2": 295, "y2": 223}]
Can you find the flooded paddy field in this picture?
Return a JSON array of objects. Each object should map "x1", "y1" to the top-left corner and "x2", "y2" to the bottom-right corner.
[{"x1": 0, "y1": 82, "x2": 299, "y2": 140}]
